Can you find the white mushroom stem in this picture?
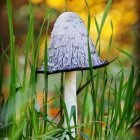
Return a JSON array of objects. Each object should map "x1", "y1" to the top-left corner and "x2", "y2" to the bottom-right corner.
[{"x1": 64, "y1": 71, "x2": 77, "y2": 138}]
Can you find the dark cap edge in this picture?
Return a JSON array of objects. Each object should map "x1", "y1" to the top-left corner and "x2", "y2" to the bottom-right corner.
[{"x1": 36, "y1": 61, "x2": 109, "y2": 75}]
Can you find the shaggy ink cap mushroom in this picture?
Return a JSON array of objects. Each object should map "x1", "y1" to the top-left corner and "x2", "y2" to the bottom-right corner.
[{"x1": 37, "y1": 12, "x2": 109, "y2": 74}]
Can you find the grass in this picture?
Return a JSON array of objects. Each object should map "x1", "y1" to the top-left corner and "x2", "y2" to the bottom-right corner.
[{"x1": 0, "y1": 0, "x2": 140, "y2": 139}]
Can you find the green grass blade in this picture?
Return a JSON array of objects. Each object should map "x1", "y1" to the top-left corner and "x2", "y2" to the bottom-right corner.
[
  {"x1": 35, "y1": 10, "x2": 51, "y2": 67},
  {"x1": 84, "y1": 0, "x2": 97, "y2": 138},
  {"x1": 22, "y1": 6, "x2": 34, "y2": 88},
  {"x1": 6, "y1": 0, "x2": 16, "y2": 123},
  {"x1": 80, "y1": 73, "x2": 90, "y2": 139},
  {"x1": 94, "y1": 17, "x2": 100, "y2": 35},
  {"x1": 105, "y1": 77, "x2": 113, "y2": 136},
  {"x1": 43, "y1": 9, "x2": 53, "y2": 132},
  {"x1": 77, "y1": 74, "x2": 97, "y2": 95},
  {"x1": 116, "y1": 65, "x2": 134, "y2": 133},
  {"x1": 95, "y1": 0, "x2": 112, "y2": 47},
  {"x1": 106, "y1": 20, "x2": 113, "y2": 60}
]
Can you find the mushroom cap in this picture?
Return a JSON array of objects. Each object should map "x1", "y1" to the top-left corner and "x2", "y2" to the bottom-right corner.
[{"x1": 37, "y1": 12, "x2": 108, "y2": 74}]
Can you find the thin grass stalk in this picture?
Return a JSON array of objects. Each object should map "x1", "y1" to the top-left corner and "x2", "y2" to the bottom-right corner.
[
  {"x1": 80, "y1": 73, "x2": 90, "y2": 140},
  {"x1": 94, "y1": 17, "x2": 101, "y2": 55},
  {"x1": 117, "y1": 70, "x2": 124, "y2": 119},
  {"x1": 6, "y1": 0, "x2": 16, "y2": 130},
  {"x1": 22, "y1": 9, "x2": 34, "y2": 88},
  {"x1": 94, "y1": 70, "x2": 99, "y2": 136},
  {"x1": 95, "y1": 0, "x2": 112, "y2": 47},
  {"x1": 35, "y1": 14, "x2": 48, "y2": 67},
  {"x1": 78, "y1": 71, "x2": 84, "y2": 93},
  {"x1": 95, "y1": 70, "x2": 99, "y2": 98},
  {"x1": 19, "y1": 5, "x2": 34, "y2": 138},
  {"x1": 112, "y1": 80, "x2": 118, "y2": 133},
  {"x1": 34, "y1": 16, "x2": 49, "y2": 133},
  {"x1": 105, "y1": 77, "x2": 113, "y2": 137},
  {"x1": 29, "y1": 3, "x2": 39, "y2": 136},
  {"x1": 85, "y1": 4, "x2": 97, "y2": 139},
  {"x1": 100, "y1": 69, "x2": 107, "y2": 138},
  {"x1": 77, "y1": 74, "x2": 97, "y2": 95},
  {"x1": 44, "y1": 26, "x2": 48, "y2": 133},
  {"x1": 106, "y1": 20, "x2": 113, "y2": 60},
  {"x1": 43, "y1": 10, "x2": 53, "y2": 132}
]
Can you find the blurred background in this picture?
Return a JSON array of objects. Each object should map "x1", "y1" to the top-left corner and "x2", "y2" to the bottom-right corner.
[
  {"x1": 1, "y1": 0, "x2": 140, "y2": 63},
  {"x1": 0, "y1": 0, "x2": 140, "y2": 125},
  {"x1": 0, "y1": 0, "x2": 140, "y2": 61}
]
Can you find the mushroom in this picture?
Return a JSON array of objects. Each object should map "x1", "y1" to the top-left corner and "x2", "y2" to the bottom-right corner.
[{"x1": 37, "y1": 12, "x2": 108, "y2": 138}]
